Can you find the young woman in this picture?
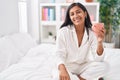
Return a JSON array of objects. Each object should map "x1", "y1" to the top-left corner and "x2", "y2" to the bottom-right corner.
[{"x1": 53, "y1": 2, "x2": 109, "y2": 80}]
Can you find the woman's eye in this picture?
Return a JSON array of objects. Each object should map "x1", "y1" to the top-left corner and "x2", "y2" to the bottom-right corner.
[{"x1": 70, "y1": 13, "x2": 74, "y2": 16}]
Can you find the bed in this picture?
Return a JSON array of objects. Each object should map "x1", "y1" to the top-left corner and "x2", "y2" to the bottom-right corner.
[{"x1": 0, "y1": 33, "x2": 120, "y2": 80}]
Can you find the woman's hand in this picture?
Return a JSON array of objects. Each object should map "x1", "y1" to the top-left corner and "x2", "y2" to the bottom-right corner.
[
  {"x1": 59, "y1": 64, "x2": 70, "y2": 80},
  {"x1": 96, "y1": 28, "x2": 105, "y2": 55},
  {"x1": 92, "y1": 23, "x2": 105, "y2": 55},
  {"x1": 59, "y1": 69, "x2": 70, "y2": 80},
  {"x1": 92, "y1": 23, "x2": 106, "y2": 43},
  {"x1": 96, "y1": 28, "x2": 105, "y2": 43}
]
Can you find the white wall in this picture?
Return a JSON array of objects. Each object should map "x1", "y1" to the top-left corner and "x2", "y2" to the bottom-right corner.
[{"x1": 0, "y1": 0, "x2": 19, "y2": 37}]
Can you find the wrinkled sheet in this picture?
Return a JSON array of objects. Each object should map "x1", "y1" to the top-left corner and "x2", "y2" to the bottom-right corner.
[
  {"x1": 0, "y1": 43, "x2": 56, "y2": 80},
  {"x1": 0, "y1": 44, "x2": 120, "y2": 80},
  {"x1": 104, "y1": 48, "x2": 120, "y2": 80}
]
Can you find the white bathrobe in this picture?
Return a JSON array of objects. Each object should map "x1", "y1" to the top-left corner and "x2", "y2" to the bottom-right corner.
[{"x1": 53, "y1": 25, "x2": 109, "y2": 80}]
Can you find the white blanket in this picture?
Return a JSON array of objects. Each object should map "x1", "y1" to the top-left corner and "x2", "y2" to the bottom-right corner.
[
  {"x1": 104, "y1": 48, "x2": 120, "y2": 80},
  {"x1": 0, "y1": 44, "x2": 120, "y2": 80},
  {"x1": 0, "y1": 43, "x2": 56, "y2": 80}
]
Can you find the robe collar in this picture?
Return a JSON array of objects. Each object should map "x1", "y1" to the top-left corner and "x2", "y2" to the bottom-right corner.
[{"x1": 68, "y1": 25, "x2": 89, "y2": 47}]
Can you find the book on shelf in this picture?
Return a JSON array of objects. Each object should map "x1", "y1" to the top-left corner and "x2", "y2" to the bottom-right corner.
[
  {"x1": 42, "y1": 7, "x2": 55, "y2": 21},
  {"x1": 61, "y1": 7, "x2": 67, "y2": 21},
  {"x1": 44, "y1": 8, "x2": 48, "y2": 21},
  {"x1": 49, "y1": 8, "x2": 54, "y2": 21}
]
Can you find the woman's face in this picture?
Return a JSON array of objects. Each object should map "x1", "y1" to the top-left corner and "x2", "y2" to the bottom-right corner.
[{"x1": 69, "y1": 6, "x2": 86, "y2": 26}]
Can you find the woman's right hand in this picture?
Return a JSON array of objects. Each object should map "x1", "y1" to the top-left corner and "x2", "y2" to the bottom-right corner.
[{"x1": 59, "y1": 64, "x2": 71, "y2": 80}]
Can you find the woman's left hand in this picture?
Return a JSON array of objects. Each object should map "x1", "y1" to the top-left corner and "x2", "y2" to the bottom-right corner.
[
  {"x1": 92, "y1": 23, "x2": 105, "y2": 43},
  {"x1": 92, "y1": 23, "x2": 105, "y2": 55},
  {"x1": 96, "y1": 28, "x2": 106, "y2": 43},
  {"x1": 95, "y1": 27, "x2": 105, "y2": 55}
]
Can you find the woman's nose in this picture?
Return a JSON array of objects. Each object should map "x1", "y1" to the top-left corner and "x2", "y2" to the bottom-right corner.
[{"x1": 74, "y1": 13, "x2": 78, "y2": 18}]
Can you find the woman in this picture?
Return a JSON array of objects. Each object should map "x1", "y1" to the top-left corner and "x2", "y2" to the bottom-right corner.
[{"x1": 53, "y1": 2, "x2": 109, "y2": 80}]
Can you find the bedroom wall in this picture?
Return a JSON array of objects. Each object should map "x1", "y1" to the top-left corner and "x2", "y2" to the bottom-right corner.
[{"x1": 0, "y1": 0, "x2": 19, "y2": 37}]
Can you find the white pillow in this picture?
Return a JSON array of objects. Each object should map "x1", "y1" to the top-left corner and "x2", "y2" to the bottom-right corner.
[
  {"x1": 8, "y1": 33, "x2": 37, "y2": 54},
  {"x1": 0, "y1": 37, "x2": 23, "y2": 72}
]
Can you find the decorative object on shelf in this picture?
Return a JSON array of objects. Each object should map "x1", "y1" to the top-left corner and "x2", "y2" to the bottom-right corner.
[
  {"x1": 98, "y1": 0, "x2": 120, "y2": 44},
  {"x1": 85, "y1": 0, "x2": 93, "y2": 2},
  {"x1": 66, "y1": 0, "x2": 74, "y2": 3},
  {"x1": 48, "y1": 32, "x2": 53, "y2": 39}
]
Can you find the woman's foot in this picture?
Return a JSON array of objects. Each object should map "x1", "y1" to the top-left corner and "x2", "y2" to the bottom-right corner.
[{"x1": 99, "y1": 77, "x2": 104, "y2": 80}]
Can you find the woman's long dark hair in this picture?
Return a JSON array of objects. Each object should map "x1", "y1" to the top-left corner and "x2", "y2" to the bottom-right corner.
[{"x1": 60, "y1": 2, "x2": 92, "y2": 36}]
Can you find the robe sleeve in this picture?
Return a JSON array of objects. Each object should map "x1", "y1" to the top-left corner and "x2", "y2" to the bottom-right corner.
[{"x1": 55, "y1": 29, "x2": 67, "y2": 68}]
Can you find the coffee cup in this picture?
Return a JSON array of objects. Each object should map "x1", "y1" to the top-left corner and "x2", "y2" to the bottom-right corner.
[{"x1": 92, "y1": 23, "x2": 104, "y2": 35}]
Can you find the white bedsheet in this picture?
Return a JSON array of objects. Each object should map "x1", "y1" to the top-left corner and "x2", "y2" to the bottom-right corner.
[
  {"x1": 0, "y1": 43, "x2": 56, "y2": 80},
  {"x1": 104, "y1": 48, "x2": 120, "y2": 80},
  {"x1": 0, "y1": 44, "x2": 120, "y2": 80}
]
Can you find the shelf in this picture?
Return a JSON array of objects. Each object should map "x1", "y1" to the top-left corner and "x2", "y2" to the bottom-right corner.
[
  {"x1": 41, "y1": 38, "x2": 56, "y2": 44},
  {"x1": 41, "y1": 21, "x2": 57, "y2": 25}
]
